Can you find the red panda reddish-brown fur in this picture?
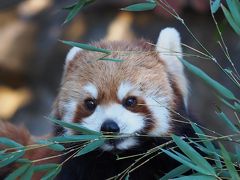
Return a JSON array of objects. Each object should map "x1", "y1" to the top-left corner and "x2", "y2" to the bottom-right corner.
[
  {"x1": 0, "y1": 28, "x2": 195, "y2": 179},
  {"x1": 0, "y1": 122, "x2": 60, "y2": 179}
]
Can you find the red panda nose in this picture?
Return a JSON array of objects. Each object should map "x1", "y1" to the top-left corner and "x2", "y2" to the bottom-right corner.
[{"x1": 101, "y1": 120, "x2": 120, "y2": 133}]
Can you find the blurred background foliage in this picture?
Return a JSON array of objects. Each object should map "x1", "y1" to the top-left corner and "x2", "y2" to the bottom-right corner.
[{"x1": 0, "y1": 0, "x2": 239, "y2": 136}]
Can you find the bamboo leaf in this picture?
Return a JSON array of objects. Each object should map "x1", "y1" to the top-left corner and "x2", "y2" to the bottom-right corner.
[
  {"x1": 224, "y1": 68, "x2": 233, "y2": 75},
  {"x1": 5, "y1": 163, "x2": 30, "y2": 180},
  {"x1": 235, "y1": 0, "x2": 240, "y2": 12},
  {"x1": 49, "y1": 118, "x2": 102, "y2": 136},
  {"x1": 63, "y1": 0, "x2": 95, "y2": 17},
  {"x1": 0, "y1": 150, "x2": 25, "y2": 168},
  {"x1": 41, "y1": 166, "x2": 62, "y2": 180},
  {"x1": 0, "y1": 153, "x2": 8, "y2": 160},
  {"x1": 171, "y1": 150, "x2": 191, "y2": 162},
  {"x1": 16, "y1": 158, "x2": 31, "y2": 164},
  {"x1": 217, "y1": 95, "x2": 237, "y2": 110},
  {"x1": 191, "y1": 123, "x2": 222, "y2": 168},
  {"x1": 219, "y1": 143, "x2": 240, "y2": 179},
  {"x1": 75, "y1": 139, "x2": 104, "y2": 157},
  {"x1": 36, "y1": 140, "x2": 65, "y2": 152},
  {"x1": 33, "y1": 163, "x2": 59, "y2": 172},
  {"x1": 180, "y1": 58, "x2": 236, "y2": 100},
  {"x1": 216, "y1": 111, "x2": 239, "y2": 132},
  {"x1": 235, "y1": 145, "x2": 240, "y2": 163},
  {"x1": 189, "y1": 140, "x2": 216, "y2": 156},
  {"x1": 173, "y1": 175, "x2": 216, "y2": 180},
  {"x1": 63, "y1": 1, "x2": 85, "y2": 24},
  {"x1": 0, "y1": 137, "x2": 23, "y2": 148},
  {"x1": 48, "y1": 117, "x2": 101, "y2": 135},
  {"x1": 98, "y1": 58, "x2": 123, "y2": 62},
  {"x1": 121, "y1": 2, "x2": 156, "y2": 12},
  {"x1": 20, "y1": 165, "x2": 33, "y2": 180},
  {"x1": 234, "y1": 102, "x2": 240, "y2": 112},
  {"x1": 146, "y1": 0, "x2": 156, "y2": 2},
  {"x1": 187, "y1": 138, "x2": 222, "y2": 169},
  {"x1": 49, "y1": 135, "x2": 99, "y2": 143},
  {"x1": 172, "y1": 135, "x2": 216, "y2": 176},
  {"x1": 191, "y1": 123, "x2": 215, "y2": 151},
  {"x1": 221, "y1": 4, "x2": 240, "y2": 35},
  {"x1": 226, "y1": 0, "x2": 240, "y2": 27},
  {"x1": 160, "y1": 148, "x2": 213, "y2": 175},
  {"x1": 60, "y1": 40, "x2": 111, "y2": 54},
  {"x1": 211, "y1": 0, "x2": 221, "y2": 13},
  {"x1": 160, "y1": 164, "x2": 190, "y2": 180},
  {"x1": 125, "y1": 174, "x2": 129, "y2": 180},
  {"x1": 62, "y1": 2, "x2": 78, "y2": 10}
]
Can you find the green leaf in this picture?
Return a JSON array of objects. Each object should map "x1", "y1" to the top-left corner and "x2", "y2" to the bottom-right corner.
[
  {"x1": 125, "y1": 174, "x2": 129, "y2": 180},
  {"x1": 235, "y1": 0, "x2": 240, "y2": 12},
  {"x1": 75, "y1": 139, "x2": 104, "y2": 157},
  {"x1": 160, "y1": 148, "x2": 212, "y2": 175},
  {"x1": 187, "y1": 139, "x2": 222, "y2": 169},
  {"x1": 5, "y1": 163, "x2": 30, "y2": 180},
  {"x1": 121, "y1": 2, "x2": 156, "y2": 12},
  {"x1": 0, "y1": 137, "x2": 23, "y2": 148},
  {"x1": 48, "y1": 117, "x2": 101, "y2": 135},
  {"x1": 211, "y1": 0, "x2": 221, "y2": 13},
  {"x1": 217, "y1": 95, "x2": 237, "y2": 110},
  {"x1": 60, "y1": 40, "x2": 111, "y2": 54},
  {"x1": 224, "y1": 68, "x2": 233, "y2": 75},
  {"x1": 146, "y1": 0, "x2": 156, "y2": 2},
  {"x1": 0, "y1": 152, "x2": 8, "y2": 160},
  {"x1": 189, "y1": 140, "x2": 216, "y2": 156},
  {"x1": 0, "y1": 150, "x2": 25, "y2": 168},
  {"x1": 98, "y1": 58, "x2": 123, "y2": 62},
  {"x1": 16, "y1": 158, "x2": 31, "y2": 164},
  {"x1": 63, "y1": 1, "x2": 85, "y2": 24},
  {"x1": 63, "y1": 0, "x2": 95, "y2": 11},
  {"x1": 36, "y1": 139, "x2": 65, "y2": 152},
  {"x1": 171, "y1": 150, "x2": 191, "y2": 162},
  {"x1": 173, "y1": 175, "x2": 216, "y2": 180},
  {"x1": 219, "y1": 143, "x2": 240, "y2": 179},
  {"x1": 160, "y1": 164, "x2": 190, "y2": 180},
  {"x1": 221, "y1": 4, "x2": 240, "y2": 35},
  {"x1": 216, "y1": 111, "x2": 239, "y2": 132},
  {"x1": 226, "y1": 0, "x2": 240, "y2": 27},
  {"x1": 191, "y1": 123, "x2": 215, "y2": 151},
  {"x1": 191, "y1": 123, "x2": 222, "y2": 168},
  {"x1": 62, "y1": 2, "x2": 78, "y2": 10},
  {"x1": 180, "y1": 58, "x2": 236, "y2": 100},
  {"x1": 20, "y1": 165, "x2": 33, "y2": 180},
  {"x1": 33, "y1": 163, "x2": 59, "y2": 172},
  {"x1": 49, "y1": 135, "x2": 99, "y2": 143},
  {"x1": 41, "y1": 166, "x2": 62, "y2": 180},
  {"x1": 235, "y1": 145, "x2": 240, "y2": 163},
  {"x1": 172, "y1": 135, "x2": 216, "y2": 176},
  {"x1": 234, "y1": 102, "x2": 240, "y2": 112}
]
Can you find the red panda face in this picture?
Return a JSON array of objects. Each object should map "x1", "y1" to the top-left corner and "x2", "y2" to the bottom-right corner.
[{"x1": 52, "y1": 28, "x2": 188, "y2": 151}]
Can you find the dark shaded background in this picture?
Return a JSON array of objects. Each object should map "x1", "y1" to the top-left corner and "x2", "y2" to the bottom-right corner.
[{"x1": 0, "y1": 0, "x2": 239, "y2": 136}]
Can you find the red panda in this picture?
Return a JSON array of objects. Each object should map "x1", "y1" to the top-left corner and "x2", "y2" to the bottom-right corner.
[{"x1": 0, "y1": 27, "x2": 195, "y2": 179}]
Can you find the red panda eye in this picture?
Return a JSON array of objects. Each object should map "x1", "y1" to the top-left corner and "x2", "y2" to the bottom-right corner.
[
  {"x1": 84, "y1": 98, "x2": 97, "y2": 111},
  {"x1": 124, "y1": 96, "x2": 137, "y2": 107}
]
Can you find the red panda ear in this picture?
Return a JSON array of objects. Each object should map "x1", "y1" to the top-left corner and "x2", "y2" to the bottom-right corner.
[
  {"x1": 61, "y1": 46, "x2": 82, "y2": 80},
  {"x1": 64, "y1": 47, "x2": 82, "y2": 69},
  {"x1": 156, "y1": 27, "x2": 188, "y2": 107}
]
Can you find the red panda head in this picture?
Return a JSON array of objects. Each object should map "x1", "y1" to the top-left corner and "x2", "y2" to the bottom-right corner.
[{"x1": 52, "y1": 28, "x2": 188, "y2": 151}]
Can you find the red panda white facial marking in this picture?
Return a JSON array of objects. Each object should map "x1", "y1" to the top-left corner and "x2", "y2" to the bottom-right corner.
[
  {"x1": 53, "y1": 27, "x2": 188, "y2": 151},
  {"x1": 62, "y1": 100, "x2": 78, "y2": 134},
  {"x1": 83, "y1": 83, "x2": 98, "y2": 99}
]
